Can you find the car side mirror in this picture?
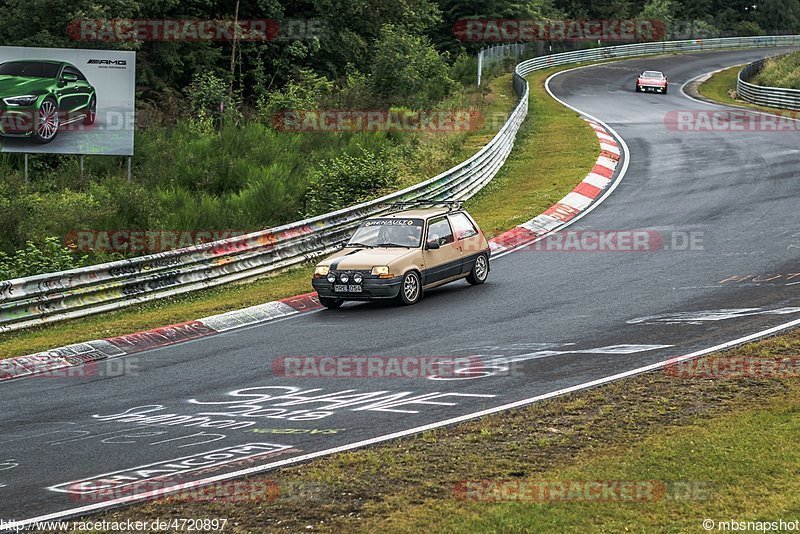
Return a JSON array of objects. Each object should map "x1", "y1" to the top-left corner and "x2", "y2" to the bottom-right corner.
[
  {"x1": 426, "y1": 240, "x2": 440, "y2": 250},
  {"x1": 61, "y1": 74, "x2": 78, "y2": 85}
]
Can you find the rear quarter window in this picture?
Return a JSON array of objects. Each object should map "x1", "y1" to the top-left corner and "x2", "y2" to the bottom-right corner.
[{"x1": 449, "y1": 213, "x2": 479, "y2": 240}]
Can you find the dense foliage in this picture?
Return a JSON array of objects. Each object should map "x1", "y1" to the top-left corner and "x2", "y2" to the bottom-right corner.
[
  {"x1": 752, "y1": 51, "x2": 800, "y2": 88},
  {"x1": 0, "y1": 0, "x2": 797, "y2": 276},
  {"x1": 1, "y1": 0, "x2": 794, "y2": 109}
]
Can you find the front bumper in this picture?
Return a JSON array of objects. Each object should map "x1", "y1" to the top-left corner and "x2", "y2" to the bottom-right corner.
[
  {"x1": 312, "y1": 274, "x2": 402, "y2": 300},
  {"x1": 637, "y1": 83, "x2": 666, "y2": 92}
]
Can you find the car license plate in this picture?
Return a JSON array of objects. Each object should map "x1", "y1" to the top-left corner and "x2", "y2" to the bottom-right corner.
[{"x1": 334, "y1": 284, "x2": 362, "y2": 293}]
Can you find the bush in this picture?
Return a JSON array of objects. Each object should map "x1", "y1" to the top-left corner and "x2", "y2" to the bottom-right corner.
[
  {"x1": 0, "y1": 237, "x2": 88, "y2": 280},
  {"x1": 369, "y1": 24, "x2": 455, "y2": 107},
  {"x1": 186, "y1": 71, "x2": 241, "y2": 125},
  {"x1": 257, "y1": 68, "x2": 334, "y2": 124},
  {"x1": 752, "y1": 52, "x2": 800, "y2": 89},
  {"x1": 327, "y1": 67, "x2": 374, "y2": 108},
  {"x1": 304, "y1": 146, "x2": 400, "y2": 216},
  {"x1": 450, "y1": 54, "x2": 479, "y2": 87}
]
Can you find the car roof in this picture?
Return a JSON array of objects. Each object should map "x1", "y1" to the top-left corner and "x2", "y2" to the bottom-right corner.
[
  {"x1": 377, "y1": 207, "x2": 461, "y2": 219},
  {"x1": 3, "y1": 60, "x2": 63, "y2": 64}
]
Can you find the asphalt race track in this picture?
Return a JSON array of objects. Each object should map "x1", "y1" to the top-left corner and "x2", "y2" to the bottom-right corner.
[{"x1": 2, "y1": 47, "x2": 799, "y2": 526}]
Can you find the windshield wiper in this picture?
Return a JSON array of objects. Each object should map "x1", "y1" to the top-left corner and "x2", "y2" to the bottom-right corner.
[
  {"x1": 376, "y1": 243, "x2": 412, "y2": 248},
  {"x1": 346, "y1": 242, "x2": 374, "y2": 248}
]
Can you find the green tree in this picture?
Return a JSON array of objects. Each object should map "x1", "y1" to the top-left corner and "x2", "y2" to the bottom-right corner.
[
  {"x1": 755, "y1": 0, "x2": 800, "y2": 34},
  {"x1": 639, "y1": 0, "x2": 677, "y2": 37},
  {"x1": 369, "y1": 24, "x2": 455, "y2": 107},
  {"x1": 433, "y1": 0, "x2": 556, "y2": 56},
  {"x1": 186, "y1": 72, "x2": 241, "y2": 125},
  {"x1": 258, "y1": 68, "x2": 334, "y2": 121},
  {"x1": 310, "y1": 0, "x2": 442, "y2": 80}
]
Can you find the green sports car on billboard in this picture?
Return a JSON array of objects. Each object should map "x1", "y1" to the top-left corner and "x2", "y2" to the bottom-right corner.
[{"x1": 0, "y1": 60, "x2": 96, "y2": 144}]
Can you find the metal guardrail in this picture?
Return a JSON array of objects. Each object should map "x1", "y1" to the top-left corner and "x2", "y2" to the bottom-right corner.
[
  {"x1": 737, "y1": 56, "x2": 800, "y2": 111},
  {"x1": 1, "y1": 35, "x2": 798, "y2": 332},
  {"x1": 515, "y1": 35, "x2": 799, "y2": 76}
]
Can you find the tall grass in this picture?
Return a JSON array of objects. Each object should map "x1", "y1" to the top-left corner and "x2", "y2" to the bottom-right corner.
[
  {"x1": 0, "y1": 124, "x2": 404, "y2": 253},
  {"x1": 0, "y1": 77, "x2": 510, "y2": 270},
  {"x1": 752, "y1": 52, "x2": 800, "y2": 89}
]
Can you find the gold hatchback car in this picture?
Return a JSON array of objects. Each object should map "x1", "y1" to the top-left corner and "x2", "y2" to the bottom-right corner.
[{"x1": 312, "y1": 201, "x2": 491, "y2": 308}]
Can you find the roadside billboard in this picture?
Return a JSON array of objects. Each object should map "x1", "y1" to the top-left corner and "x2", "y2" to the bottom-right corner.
[{"x1": 0, "y1": 46, "x2": 135, "y2": 156}]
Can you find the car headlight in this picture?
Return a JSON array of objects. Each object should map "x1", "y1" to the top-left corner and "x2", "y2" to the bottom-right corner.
[
  {"x1": 314, "y1": 265, "x2": 329, "y2": 276},
  {"x1": 326, "y1": 272, "x2": 336, "y2": 283},
  {"x1": 353, "y1": 273, "x2": 363, "y2": 284},
  {"x1": 3, "y1": 95, "x2": 38, "y2": 106},
  {"x1": 371, "y1": 266, "x2": 394, "y2": 279},
  {"x1": 340, "y1": 273, "x2": 350, "y2": 284}
]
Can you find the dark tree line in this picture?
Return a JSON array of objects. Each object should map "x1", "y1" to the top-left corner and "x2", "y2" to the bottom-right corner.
[{"x1": 1, "y1": 0, "x2": 797, "y2": 111}]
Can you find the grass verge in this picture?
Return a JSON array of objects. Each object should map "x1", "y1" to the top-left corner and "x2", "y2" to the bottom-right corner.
[
  {"x1": 751, "y1": 51, "x2": 800, "y2": 89},
  {"x1": 696, "y1": 64, "x2": 743, "y2": 106},
  {"x1": 696, "y1": 64, "x2": 797, "y2": 114},
  {"x1": 93, "y1": 325, "x2": 800, "y2": 532},
  {"x1": 0, "y1": 67, "x2": 596, "y2": 359},
  {"x1": 465, "y1": 67, "x2": 597, "y2": 237}
]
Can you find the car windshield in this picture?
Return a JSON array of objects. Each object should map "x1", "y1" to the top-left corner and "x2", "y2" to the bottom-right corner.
[
  {"x1": 0, "y1": 62, "x2": 60, "y2": 78},
  {"x1": 347, "y1": 218, "x2": 424, "y2": 248},
  {"x1": 642, "y1": 71, "x2": 663, "y2": 78}
]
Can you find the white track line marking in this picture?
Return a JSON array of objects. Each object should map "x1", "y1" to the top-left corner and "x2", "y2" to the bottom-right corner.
[{"x1": 10, "y1": 315, "x2": 800, "y2": 530}]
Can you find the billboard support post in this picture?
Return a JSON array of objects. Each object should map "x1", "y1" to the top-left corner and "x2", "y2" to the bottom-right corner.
[
  {"x1": 127, "y1": 157, "x2": 131, "y2": 182},
  {"x1": 477, "y1": 48, "x2": 483, "y2": 87},
  {"x1": 24, "y1": 154, "x2": 28, "y2": 183},
  {"x1": 80, "y1": 156, "x2": 84, "y2": 178}
]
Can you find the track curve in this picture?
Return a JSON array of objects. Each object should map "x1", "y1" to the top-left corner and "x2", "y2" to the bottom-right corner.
[{"x1": 3, "y1": 47, "x2": 799, "y2": 526}]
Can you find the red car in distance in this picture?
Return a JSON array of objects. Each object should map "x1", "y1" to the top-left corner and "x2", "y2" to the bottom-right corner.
[{"x1": 635, "y1": 70, "x2": 668, "y2": 94}]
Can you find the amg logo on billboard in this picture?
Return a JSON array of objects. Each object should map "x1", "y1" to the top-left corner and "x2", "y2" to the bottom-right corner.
[{"x1": 87, "y1": 59, "x2": 127, "y2": 65}]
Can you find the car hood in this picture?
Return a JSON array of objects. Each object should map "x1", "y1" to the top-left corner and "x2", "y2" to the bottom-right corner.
[
  {"x1": 0, "y1": 76, "x2": 54, "y2": 97},
  {"x1": 319, "y1": 247, "x2": 417, "y2": 269}
]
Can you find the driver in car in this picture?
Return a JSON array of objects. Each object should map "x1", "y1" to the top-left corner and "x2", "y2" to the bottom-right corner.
[{"x1": 382, "y1": 225, "x2": 422, "y2": 246}]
